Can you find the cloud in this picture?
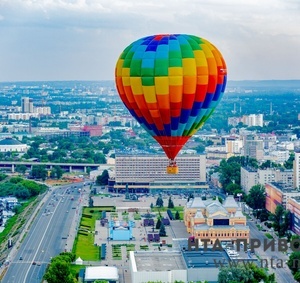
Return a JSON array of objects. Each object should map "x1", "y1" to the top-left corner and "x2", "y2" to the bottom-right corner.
[{"x1": 0, "y1": 0, "x2": 299, "y2": 81}]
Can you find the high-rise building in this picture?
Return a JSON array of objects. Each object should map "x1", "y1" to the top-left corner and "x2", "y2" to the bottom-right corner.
[
  {"x1": 294, "y1": 150, "x2": 300, "y2": 189},
  {"x1": 21, "y1": 97, "x2": 34, "y2": 113},
  {"x1": 242, "y1": 114, "x2": 263, "y2": 127},
  {"x1": 243, "y1": 134, "x2": 264, "y2": 160},
  {"x1": 108, "y1": 154, "x2": 207, "y2": 193}
]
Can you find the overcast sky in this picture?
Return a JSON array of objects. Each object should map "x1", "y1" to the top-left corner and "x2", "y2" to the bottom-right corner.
[{"x1": 0, "y1": 0, "x2": 299, "y2": 82}]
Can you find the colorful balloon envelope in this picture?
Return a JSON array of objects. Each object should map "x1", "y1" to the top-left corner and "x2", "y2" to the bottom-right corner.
[{"x1": 115, "y1": 34, "x2": 227, "y2": 173}]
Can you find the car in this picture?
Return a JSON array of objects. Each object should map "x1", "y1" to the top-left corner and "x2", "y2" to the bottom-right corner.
[
  {"x1": 32, "y1": 261, "x2": 36, "y2": 265},
  {"x1": 19, "y1": 256, "x2": 23, "y2": 260}
]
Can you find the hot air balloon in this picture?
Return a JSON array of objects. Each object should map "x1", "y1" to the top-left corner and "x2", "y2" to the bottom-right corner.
[{"x1": 115, "y1": 34, "x2": 227, "y2": 174}]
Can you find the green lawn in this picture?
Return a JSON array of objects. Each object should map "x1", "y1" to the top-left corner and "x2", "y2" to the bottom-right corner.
[
  {"x1": 151, "y1": 206, "x2": 184, "y2": 212},
  {"x1": 74, "y1": 233, "x2": 100, "y2": 261},
  {"x1": 73, "y1": 207, "x2": 107, "y2": 261},
  {"x1": 112, "y1": 245, "x2": 122, "y2": 260}
]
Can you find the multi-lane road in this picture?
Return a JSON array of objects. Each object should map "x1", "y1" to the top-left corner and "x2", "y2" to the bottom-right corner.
[{"x1": 1, "y1": 183, "x2": 85, "y2": 283}]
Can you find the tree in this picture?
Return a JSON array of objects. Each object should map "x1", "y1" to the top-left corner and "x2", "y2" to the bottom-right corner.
[
  {"x1": 96, "y1": 170, "x2": 109, "y2": 186},
  {"x1": 89, "y1": 197, "x2": 94, "y2": 208},
  {"x1": 175, "y1": 211, "x2": 180, "y2": 220},
  {"x1": 54, "y1": 166, "x2": 63, "y2": 179},
  {"x1": 2, "y1": 126, "x2": 9, "y2": 133},
  {"x1": 294, "y1": 271, "x2": 300, "y2": 283},
  {"x1": 218, "y1": 263, "x2": 275, "y2": 283},
  {"x1": 290, "y1": 235, "x2": 300, "y2": 249},
  {"x1": 86, "y1": 166, "x2": 91, "y2": 176},
  {"x1": 284, "y1": 152, "x2": 295, "y2": 169},
  {"x1": 246, "y1": 185, "x2": 266, "y2": 210},
  {"x1": 168, "y1": 197, "x2": 174, "y2": 209},
  {"x1": 195, "y1": 143, "x2": 205, "y2": 153},
  {"x1": 31, "y1": 165, "x2": 47, "y2": 181},
  {"x1": 159, "y1": 222, "x2": 166, "y2": 236},
  {"x1": 156, "y1": 218, "x2": 162, "y2": 229},
  {"x1": 271, "y1": 205, "x2": 290, "y2": 237},
  {"x1": 15, "y1": 165, "x2": 27, "y2": 174},
  {"x1": 187, "y1": 193, "x2": 194, "y2": 202},
  {"x1": 156, "y1": 196, "x2": 164, "y2": 208},
  {"x1": 224, "y1": 183, "x2": 241, "y2": 195},
  {"x1": 43, "y1": 256, "x2": 75, "y2": 283},
  {"x1": 287, "y1": 251, "x2": 300, "y2": 278},
  {"x1": 0, "y1": 173, "x2": 7, "y2": 182},
  {"x1": 50, "y1": 166, "x2": 63, "y2": 179}
]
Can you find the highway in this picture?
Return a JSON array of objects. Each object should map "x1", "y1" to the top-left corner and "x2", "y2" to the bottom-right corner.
[{"x1": 1, "y1": 184, "x2": 84, "y2": 283}]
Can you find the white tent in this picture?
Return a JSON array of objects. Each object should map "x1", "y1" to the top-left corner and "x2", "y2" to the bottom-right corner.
[{"x1": 75, "y1": 257, "x2": 83, "y2": 265}]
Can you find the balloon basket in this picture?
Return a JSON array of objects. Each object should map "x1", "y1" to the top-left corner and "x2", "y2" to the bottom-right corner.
[{"x1": 167, "y1": 165, "x2": 179, "y2": 174}]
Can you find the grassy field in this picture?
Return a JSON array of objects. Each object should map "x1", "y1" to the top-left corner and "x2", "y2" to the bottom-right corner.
[
  {"x1": 73, "y1": 207, "x2": 104, "y2": 261},
  {"x1": 151, "y1": 206, "x2": 184, "y2": 212}
]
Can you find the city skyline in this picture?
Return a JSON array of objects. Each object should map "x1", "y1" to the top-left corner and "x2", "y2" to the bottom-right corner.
[{"x1": 0, "y1": 0, "x2": 300, "y2": 82}]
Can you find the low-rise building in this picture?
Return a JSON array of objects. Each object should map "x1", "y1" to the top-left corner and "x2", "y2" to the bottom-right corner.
[
  {"x1": 84, "y1": 266, "x2": 119, "y2": 283},
  {"x1": 129, "y1": 249, "x2": 231, "y2": 283},
  {"x1": 184, "y1": 196, "x2": 249, "y2": 244},
  {"x1": 0, "y1": 137, "x2": 29, "y2": 153}
]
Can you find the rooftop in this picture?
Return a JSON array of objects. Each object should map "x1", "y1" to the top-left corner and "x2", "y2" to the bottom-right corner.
[
  {"x1": 182, "y1": 248, "x2": 231, "y2": 268},
  {"x1": 0, "y1": 138, "x2": 23, "y2": 146},
  {"x1": 223, "y1": 195, "x2": 239, "y2": 208},
  {"x1": 133, "y1": 251, "x2": 186, "y2": 272},
  {"x1": 269, "y1": 182, "x2": 300, "y2": 193},
  {"x1": 85, "y1": 266, "x2": 118, "y2": 281},
  {"x1": 290, "y1": 196, "x2": 300, "y2": 203},
  {"x1": 193, "y1": 224, "x2": 249, "y2": 231}
]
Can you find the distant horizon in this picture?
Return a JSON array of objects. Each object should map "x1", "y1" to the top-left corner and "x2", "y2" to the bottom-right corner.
[{"x1": 1, "y1": 79, "x2": 300, "y2": 84}]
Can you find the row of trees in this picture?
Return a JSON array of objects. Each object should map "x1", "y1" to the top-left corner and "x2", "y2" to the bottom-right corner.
[
  {"x1": 215, "y1": 155, "x2": 295, "y2": 198},
  {"x1": 0, "y1": 176, "x2": 47, "y2": 201},
  {"x1": 218, "y1": 262, "x2": 275, "y2": 283}
]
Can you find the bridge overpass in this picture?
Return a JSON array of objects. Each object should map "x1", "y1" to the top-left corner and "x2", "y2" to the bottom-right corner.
[{"x1": 0, "y1": 161, "x2": 101, "y2": 173}]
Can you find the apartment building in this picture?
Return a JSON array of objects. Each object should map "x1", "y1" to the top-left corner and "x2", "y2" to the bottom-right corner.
[{"x1": 265, "y1": 182, "x2": 300, "y2": 214}]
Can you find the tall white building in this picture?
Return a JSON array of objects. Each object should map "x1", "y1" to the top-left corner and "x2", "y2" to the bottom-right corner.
[
  {"x1": 108, "y1": 154, "x2": 207, "y2": 193},
  {"x1": 242, "y1": 114, "x2": 263, "y2": 127}
]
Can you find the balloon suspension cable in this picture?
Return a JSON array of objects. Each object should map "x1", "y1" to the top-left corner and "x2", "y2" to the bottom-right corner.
[{"x1": 169, "y1": 159, "x2": 177, "y2": 167}]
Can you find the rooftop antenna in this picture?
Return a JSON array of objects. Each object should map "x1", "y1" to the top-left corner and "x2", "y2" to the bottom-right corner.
[
  {"x1": 232, "y1": 103, "x2": 236, "y2": 114},
  {"x1": 270, "y1": 102, "x2": 273, "y2": 115}
]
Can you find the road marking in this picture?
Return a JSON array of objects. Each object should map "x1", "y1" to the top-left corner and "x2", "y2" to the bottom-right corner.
[{"x1": 23, "y1": 190, "x2": 66, "y2": 283}]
